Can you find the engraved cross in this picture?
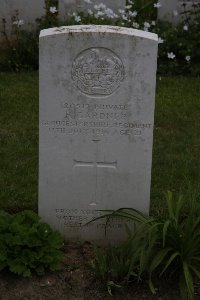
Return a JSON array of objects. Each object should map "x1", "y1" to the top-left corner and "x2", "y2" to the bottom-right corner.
[{"x1": 73, "y1": 139, "x2": 117, "y2": 205}]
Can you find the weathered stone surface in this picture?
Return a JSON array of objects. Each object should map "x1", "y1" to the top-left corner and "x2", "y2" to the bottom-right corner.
[
  {"x1": 158, "y1": 0, "x2": 200, "y2": 22},
  {"x1": 39, "y1": 25, "x2": 158, "y2": 242}
]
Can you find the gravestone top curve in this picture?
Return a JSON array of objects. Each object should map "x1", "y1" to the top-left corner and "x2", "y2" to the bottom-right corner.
[{"x1": 40, "y1": 25, "x2": 158, "y2": 42}]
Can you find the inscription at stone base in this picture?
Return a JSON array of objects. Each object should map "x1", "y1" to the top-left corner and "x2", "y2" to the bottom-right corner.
[{"x1": 55, "y1": 208, "x2": 131, "y2": 230}]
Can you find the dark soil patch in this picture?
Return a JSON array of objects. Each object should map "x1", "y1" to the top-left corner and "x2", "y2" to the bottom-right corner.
[{"x1": 0, "y1": 242, "x2": 197, "y2": 300}]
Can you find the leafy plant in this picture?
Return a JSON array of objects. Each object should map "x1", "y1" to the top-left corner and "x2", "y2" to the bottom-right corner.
[
  {"x1": 0, "y1": 210, "x2": 64, "y2": 277},
  {"x1": 91, "y1": 211, "x2": 156, "y2": 295},
  {"x1": 36, "y1": 0, "x2": 59, "y2": 31},
  {"x1": 133, "y1": 0, "x2": 157, "y2": 22},
  {"x1": 149, "y1": 192, "x2": 200, "y2": 300},
  {"x1": 7, "y1": 29, "x2": 39, "y2": 71},
  {"x1": 155, "y1": 18, "x2": 200, "y2": 76},
  {"x1": 90, "y1": 192, "x2": 200, "y2": 299}
]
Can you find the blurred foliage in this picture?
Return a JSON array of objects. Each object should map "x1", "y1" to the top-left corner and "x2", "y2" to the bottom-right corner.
[{"x1": 0, "y1": 0, "x2": 199, "y2": 74}]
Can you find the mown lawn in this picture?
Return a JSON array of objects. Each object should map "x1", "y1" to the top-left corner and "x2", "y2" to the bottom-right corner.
[
  {"x1": 0, "y1": 72, "x2": 200, "y2": 214},
  {"x1": 151, "y1": 77, "x2": 200, "y2": 213},
  {"x1": 0, "y1": 72, "x2": 38, "y2": 212}
]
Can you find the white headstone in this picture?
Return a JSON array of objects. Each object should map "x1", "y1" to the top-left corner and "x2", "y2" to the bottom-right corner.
[
  {"x1": 59, "y1": 0, "x2": 126, "y2": 18},
  {"x1": 158, "y1": 0, "x2": 200, "y2": 22},
  {"x1": 39, "y1": 25, "x2": 158, "y2": 242}
]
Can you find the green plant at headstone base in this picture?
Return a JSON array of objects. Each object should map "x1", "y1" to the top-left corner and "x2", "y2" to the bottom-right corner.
[
  {"x1": 89, "y1": 192, "x2": 200, "y2": 299},
  {"x1": 0, "y1": 210, "x2": 64, "y2": 277},
  {"x1": 92, "y1": 234, "x2": 149, "y2": 295},
  {"x1": 92, "y1": 244, "x2": 125, "y2": 295},
  {"x1": 148, "y1": 192, "x2": 200, "y2": 300},
  {"x1": 90, "y1": 211, "x2": 157, "y2": 295}
]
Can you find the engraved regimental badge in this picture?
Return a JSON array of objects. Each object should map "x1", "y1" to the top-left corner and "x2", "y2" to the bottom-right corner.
[{"x1": 71, "y1": 47, "x2": 125, "y2": 96}]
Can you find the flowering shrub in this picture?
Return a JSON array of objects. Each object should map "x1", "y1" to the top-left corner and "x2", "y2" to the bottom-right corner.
[
  {"x1": 156, "y1": 19, "x2": 200, "y2": 76},
  {"x1": 0, "y1": 0, "x2": 199, "y2": 75},
  {"x1": 37, "y1": 0, "x2": 59, "y2": 30}
]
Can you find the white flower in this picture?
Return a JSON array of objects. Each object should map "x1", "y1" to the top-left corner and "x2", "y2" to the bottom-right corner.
[
  {"x1": 105, "y1": 8, "x2": 115, "y2": 18},
  {"x1": 144, "y1": 22, "x2": 151, "y2": 28},
  {"x1": 132, "y1": 22, "x2": 139, "y2": 28},
  {"x1": 158, "y1": 37, "x2": 164, "y2": 44},
  {"x1": 127, "y1": 0, "x2": 134, "y2": 3},
  {"x1": 154, "y1": 2, "x2": 162, "y2": 8},
  {"x1": 113, "y1": 13, "x2": 119, "y2": 18},
  {"x1": 96, "y1": 10, "x2": 104, "y2": 17},
  {"x1": 129, "y1": 10, "x2": 137, "y2": 17},
  {"x1": 144, "y1": 21, "x2": 151, "y2": 32},
  {"x1": 94, "y1": 3, "x2": 106, "y2": 10},
  {"x1": 122, "y1": 14, "x2": 128, "y2": 21},
  {"x1": 94, "y1": 4, "x2": 99, "y2": 10},
  {"x1": 151, "y1": 20, "x2": 156, "y2": 26},
  {"x1": 87, "y1": 9, "x2": 93, "y2": 15},
  {"x1": 99, "y1": 3, "x2": 106, "y2": 9},
  {"x1": 49, "y1": 6, "x2": 57, "y2": 14},
  {"x1": 84, "y1": 0, "x2": 92, "y2": 3},
  {"x1": 173, "y1": 10, "x2": 178, "y2": 16},
  {"x1": 119, "y1": 9, "x2": 125, "y2": 14},
  {"x1": 183, "y1": 24, "x2": 188, "y2": 31},
  {"x1": 91, "y1": 3, "x2": 120, "y2": 19},
  {"x1": 13, "y1": 19, "x2": 24, "y2": 26},
  {"x1": 125, "y1": 5, "x2": 132, "y2": 9},
  {"x1": 74, "y1": 15, "x2": 81, "y2": 22},
  {"x1": 185, "y1": 55, "x2": 191, "y2": 62},
  {"x1": 18, "y1": 20, "x2": 24, "y2": 26},
  {"x1": 167, "y1": 52, "x2": 176, "y2": 59}
]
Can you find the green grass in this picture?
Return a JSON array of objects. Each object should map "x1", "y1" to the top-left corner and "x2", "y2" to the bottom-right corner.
[
  {"x1": 0, "y1": 72, "x2": 38, "y2": 212},
  {"x1": 0, "y1": 72, "x2": 200, "y2": 214},
  {"x1": 151, "y1": 77, "x2": 200, "y2": 214}
]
